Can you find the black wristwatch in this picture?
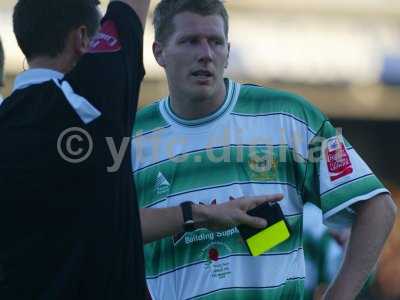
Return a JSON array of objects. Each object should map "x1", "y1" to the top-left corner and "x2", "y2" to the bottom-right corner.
[{"x1": 180, "y1": 201, "x2": 196, "y2": 232}]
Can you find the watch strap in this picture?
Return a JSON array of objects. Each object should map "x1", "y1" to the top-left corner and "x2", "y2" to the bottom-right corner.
[{"x1": 180, "y1": 201, "x2": 195, "y2": 232}]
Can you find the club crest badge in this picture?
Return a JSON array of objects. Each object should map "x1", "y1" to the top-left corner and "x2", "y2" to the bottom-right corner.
[{"x1": 247, "y1": 149, "x2": 278, "y2": 181}]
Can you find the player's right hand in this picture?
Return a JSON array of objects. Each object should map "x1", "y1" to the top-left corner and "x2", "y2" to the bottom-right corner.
[{"x1": 193, "y1": 194, "x2": 284, "y2": 231}]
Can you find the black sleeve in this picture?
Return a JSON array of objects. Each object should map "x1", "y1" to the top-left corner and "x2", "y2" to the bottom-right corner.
[{"x1": 64, "y1": 1, "x2": 145, "y2": 133}]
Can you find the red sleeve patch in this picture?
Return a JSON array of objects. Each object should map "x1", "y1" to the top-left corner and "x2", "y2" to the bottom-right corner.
[
  {"x1": 88, "y1": 20, "x2": 122, "y2": 53},
  {"x1": 324, "y1": 136, "x2": 353, "y2": 181}
]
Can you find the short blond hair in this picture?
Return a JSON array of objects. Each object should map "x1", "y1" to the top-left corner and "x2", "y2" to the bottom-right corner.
[{"x1": 153, "y1": 0, "x2": 229, "y2": 45}]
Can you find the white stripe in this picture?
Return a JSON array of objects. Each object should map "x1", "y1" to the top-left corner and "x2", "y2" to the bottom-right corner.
[
  {"x1": 132, "y1": 114, "x2": 312, "y2": 172},
  {"x1": 53, "y1": 79, "x2": 101, "y2": 124},
  {"x1": 147, "y1": 249, "x2": 305, "y2": 300},
  {"x1": 323, "y1": 188, "x2": 389, "y2": 229},
  {"x1": 149, "y1": 182, "x2": 303, "y2": 217},
  {"x1": 232, "y1": 111, "x2": 317, "y2": 136}
]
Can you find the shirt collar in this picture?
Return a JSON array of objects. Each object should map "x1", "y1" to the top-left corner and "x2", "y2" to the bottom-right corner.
[
  {"x1": 13, "y1": 68, "x2": 64, "y2": 92},
  {"x1": 163, "y1": 79, "x2": 239, "y2": 127},
  {"x1": 0, "y1": 93, "x2": 3, "y2": 106}
]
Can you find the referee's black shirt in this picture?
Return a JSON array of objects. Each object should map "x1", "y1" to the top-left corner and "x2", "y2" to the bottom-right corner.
[{"x1": 0, "y1": 2, "x2": 145, "y2": 299}]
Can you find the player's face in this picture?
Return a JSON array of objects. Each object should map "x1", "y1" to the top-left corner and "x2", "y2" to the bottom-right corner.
[{"x1": 154, "y1": 12, "x2": 230, "y2": 103}]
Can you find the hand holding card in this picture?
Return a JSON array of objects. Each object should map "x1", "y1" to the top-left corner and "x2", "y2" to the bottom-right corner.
[{"x1": 238, "y1": 202, "x2": 291, "y2": 256}]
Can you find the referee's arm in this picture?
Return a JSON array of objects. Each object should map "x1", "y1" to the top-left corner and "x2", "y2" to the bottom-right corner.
[
  {"x1": 65, "y1": 0, "x2": 147, "y2": 127},
  {"x1": 111, "y1": 0, "x2": 150, "y2": 28}
]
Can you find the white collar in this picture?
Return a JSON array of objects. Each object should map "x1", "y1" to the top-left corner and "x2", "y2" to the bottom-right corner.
[
  {"x1": 13, "y1": 68, "x2": 64, "y2": 92},
  {"x1": 161, "y1": 79, "x2": 241, "y2": 128},
  {"x1": 0, "y1": 93, "x2": 3, "y2": 106},
  {"x1": 10, "y1": 68, "x2": 101, "y2": 124}
]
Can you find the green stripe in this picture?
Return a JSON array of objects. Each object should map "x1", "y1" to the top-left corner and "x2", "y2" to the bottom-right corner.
[
  {"x1": 133, "y1": 102, "x2": 168, "y2": 136},
  {"x1": 134, "y1": 146, "x2": 305, "y2": 208},
  {"x1": 145, "y1": 214, "x2": 302, "y2": 277},
  {"x1": 321, "y1": 175, "x2": 385, "y2": 213},
  {"x1": 192, "y1": 278, "x2": 304, "y2": 300},
  {"x1": 233, "y1": 85, "x2": 325, "y2": 134}
]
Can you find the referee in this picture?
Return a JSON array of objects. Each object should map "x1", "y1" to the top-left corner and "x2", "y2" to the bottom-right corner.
[
  {"x1": 0, "y1": 37, "x2": 4, "y2": 104},
  {"x1": 0, "y1": 0, "x2": 149, "y2": 299}
]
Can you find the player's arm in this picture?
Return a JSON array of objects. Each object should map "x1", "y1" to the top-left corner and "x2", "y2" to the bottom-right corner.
[
  {"x1": 110, "y1": 0, "x2": 150, "y2": 29},
  {"x1": 323, "y1": 193, "x2": 396, "y2": 300},
  {"x1": 140, "y1": 194, "x2": 283, "y2": 244}
]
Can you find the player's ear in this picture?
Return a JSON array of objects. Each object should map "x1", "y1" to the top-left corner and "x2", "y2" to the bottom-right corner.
[
  {"x1": 224, "y1": 42, "x2": 231, "y2": 69},
  {"x1": 73, "y1": 26, "x2": 90, "y2": 56},
  {"x1": 153, "y1": 41, "x2": 166, "y2": 67}
]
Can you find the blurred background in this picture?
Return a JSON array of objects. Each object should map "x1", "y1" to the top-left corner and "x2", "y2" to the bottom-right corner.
[{"x1": 1, "y1": 0, "x2": 399, "y2": 299}]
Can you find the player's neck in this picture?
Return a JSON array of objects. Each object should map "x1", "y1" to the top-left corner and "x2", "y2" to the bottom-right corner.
[
  {"x1": 28, "y1": 53, "x2": 77, "y2": 74},
  {"x1": 169, "y1": 82, "x2": 227, "y2": 120}
]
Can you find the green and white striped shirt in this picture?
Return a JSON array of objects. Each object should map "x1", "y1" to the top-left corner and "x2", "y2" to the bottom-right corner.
[{"x1": 132, "y1": 79, "x2": 387, "y2": 300}]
